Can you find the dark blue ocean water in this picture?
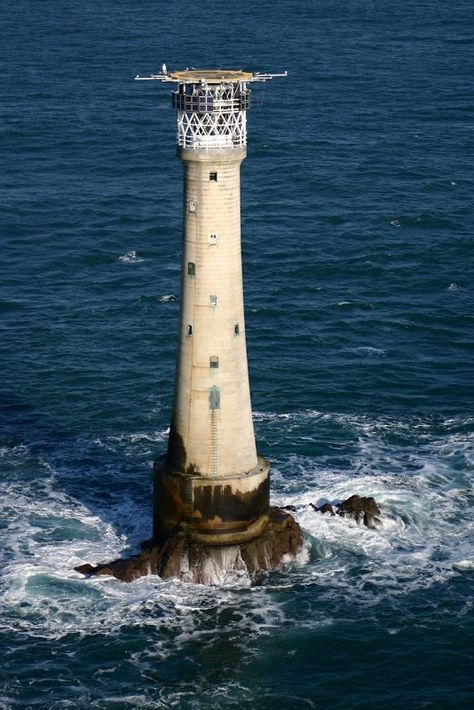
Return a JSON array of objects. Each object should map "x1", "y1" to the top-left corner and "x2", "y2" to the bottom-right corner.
[{"x1": 1, "y1": 1, "x2": 474, "y2": 707}]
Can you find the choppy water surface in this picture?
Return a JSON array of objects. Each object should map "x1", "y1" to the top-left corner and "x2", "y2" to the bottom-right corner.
[{"x1": 2, "y1": 1, "x2": 474, "y2": 707}]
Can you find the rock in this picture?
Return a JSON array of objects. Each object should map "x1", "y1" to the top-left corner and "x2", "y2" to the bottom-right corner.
[
  {"x1": 74, "y1": 548, "x2": 160, "y2": 583},
  {"x1": 73, "y1": 563, "x2": 95, "y2": 576},
  {"x1": 158, "y1": 532, "x2": 189, "y2": 580},
  {"x1": 74, "y1": 506, "x2": 303, "y2": 585},
  {"x1": 240, "y1": 507, "x2": 303, "y2": 574},
  {"x1": 310, "y1": 502, "x2": 335, "y2": 516},
  {"x1": 308, "y1": 494, "x2": 382, "y2": 529},
  {"x1": 336, "y1": 495, "x2": 381, "y2": 529},
  {"x1": 282, "y1": 504, "x2": 297, "y2": 512}
]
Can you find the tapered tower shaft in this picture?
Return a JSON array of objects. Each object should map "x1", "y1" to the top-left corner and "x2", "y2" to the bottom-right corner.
[
  {"x1": 136, "y1": 69, "x2": 286, "y2": 544},
  {"x1": 168, "y1": 147, "x2": 257, "y2": 477}
]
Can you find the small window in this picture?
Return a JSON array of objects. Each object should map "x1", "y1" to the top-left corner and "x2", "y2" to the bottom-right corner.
[
  {"x1": 209, "y1": 172, "x2": 218, "y2": 182},
  {"x1": 187, "y1": 324, "x2": 193, "y2": 336},
  {"x1": 189, "y1": 200, "x2": 197, "y2": 213},
  {"x1": 187, "y1": 262, "x2": 195, "y2": 276},
  {"x1": 234, "y1": 323, "x2": 240, "y2": 335},
  {"x1": 209, "y1": 234, "x2": 219, "y2": 245},
  {"x1": 209, "y1": 295, "x2": 218, "y2": 307},
  {"x1": 210, "y1": 356, "x2": 219, "y2": 369}
]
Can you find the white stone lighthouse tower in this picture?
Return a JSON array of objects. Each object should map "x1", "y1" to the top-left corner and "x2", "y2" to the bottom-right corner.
[{"x1": 136, "y1": 68, "x2": 286, "y2": 546}]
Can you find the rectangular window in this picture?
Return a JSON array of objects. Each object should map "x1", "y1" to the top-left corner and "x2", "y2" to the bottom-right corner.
[
  {"x1": 209, "y1": 234, "x2": 219, "y2": 245},
  {"x1": 187, "y1": 324, "x2": 193, "y2": 336},
  {"x1": 187, "y1": 262, "x2": 195, "y2": 276},
  {"x1": 188, "y1": 200, "x2": 197, "y2": 213},
  {"x1": 209, "y1": 295, "x2": 218, "y2": 307},
  {"x1": 209, "y1": 172, "x2": 218, "y2": 182},
  {"x1": 210, "y1": 356, "x2": 219, "y2": 369},
  {"x1": 234, "y1": 323, "x2": 240, "y2": 335}
]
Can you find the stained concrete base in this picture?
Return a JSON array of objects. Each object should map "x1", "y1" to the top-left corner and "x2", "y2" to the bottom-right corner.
[{"x1": 74, "y1": 507, "x2": 303, "y2": 585}]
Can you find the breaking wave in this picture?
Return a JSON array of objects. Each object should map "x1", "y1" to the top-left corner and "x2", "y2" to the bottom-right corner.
[
  {"x1": 118, "y1": 250, "x2": 144, "y2": 263},
  {"x1": 1, "y1": 412, "x2": 473, "y2": 654}
]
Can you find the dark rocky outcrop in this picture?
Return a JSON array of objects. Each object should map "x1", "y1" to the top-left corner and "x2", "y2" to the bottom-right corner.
[
  {"x1": 74, "y1": 507, "x2": 303, "y2": 585},
  {"x1": 309, "y1": 502, "x2": 336, "y2": 516},
  {"x1": 311, "y1": 494, "x2": 382, "y2": 529},
  {"x1": 240, "y1": 507, "x2": 303, "y2": 574},
  {"x1": 337, "y1": 495, "x2": 381, "y2": 529}
]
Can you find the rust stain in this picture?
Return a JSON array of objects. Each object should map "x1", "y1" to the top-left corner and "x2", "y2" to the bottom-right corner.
[{"x1": 193, "y1": 477, "x2": 269, "y2": 525}]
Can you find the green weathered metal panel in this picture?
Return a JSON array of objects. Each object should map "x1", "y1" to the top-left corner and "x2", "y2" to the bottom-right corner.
[{"x1": 209, "y1": 386, "x2": 220, "y2": 410}]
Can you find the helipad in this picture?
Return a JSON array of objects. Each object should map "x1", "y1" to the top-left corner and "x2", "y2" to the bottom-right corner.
[{"x1": 169, "y1": 69, "x2": 254, "y2": 83}]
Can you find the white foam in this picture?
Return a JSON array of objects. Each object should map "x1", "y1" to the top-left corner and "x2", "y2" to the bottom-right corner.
[
  {"x1": 117, "y1": 250, "x2": 144, "y2": 263},
  {"x1": 0, "y1": 450, "x2": 289, "y2": 651},
  {"x1": 177, "y1": 545, "x2": 252, "y2": 587},
  {"x1": 1, "y1": 413, "x2": 473, "y2": 645},
  {"x1": 266, "y1": 413, "x2": 474, "y2": 606},
  {"x1": 453, "y1": 560, "x2": 474, "y2": 571},
  {"x1": 158, "y1": 294, "x2": 177, "y2": 302},
  {"x1": 92, "y1": 428, "x2": 169, "y2": 459}
]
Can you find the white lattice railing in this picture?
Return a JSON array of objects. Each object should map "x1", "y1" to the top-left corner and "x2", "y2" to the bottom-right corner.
[{"x1": 177, "y1": 109, "x2": 247, "y2": 149}]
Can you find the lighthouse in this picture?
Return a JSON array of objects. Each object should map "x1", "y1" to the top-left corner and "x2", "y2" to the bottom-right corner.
[
  {"x1": 74, "y1": 68, "x2": 303, "y2": 584},
  {"x1": 136, "y1": 69, "x2": 286, "y2": 545}
]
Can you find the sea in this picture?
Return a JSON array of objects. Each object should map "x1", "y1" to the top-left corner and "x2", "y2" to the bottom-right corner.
[{"x1": 1, "y1": 0, "x2": 473, "y2": 707}]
